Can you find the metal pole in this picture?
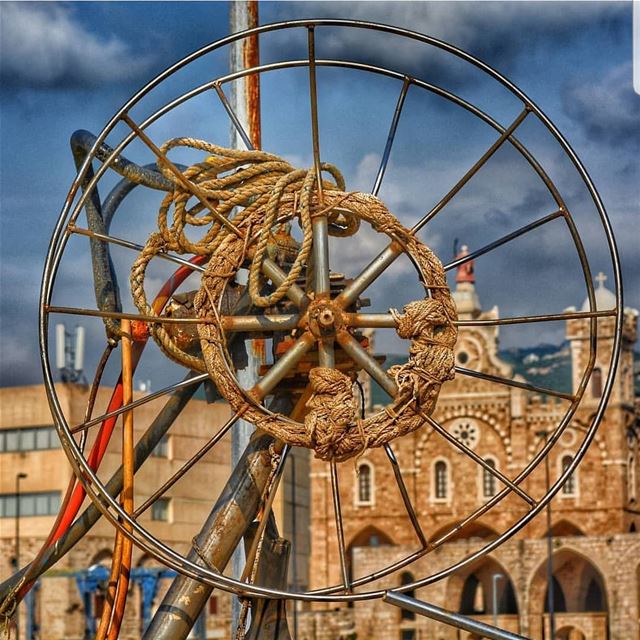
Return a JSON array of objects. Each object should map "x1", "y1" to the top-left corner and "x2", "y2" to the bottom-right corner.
[
  {"x1": 15, "y1": 472, "x2": 27, "y2": 640},
  {"x1": 230, "y1": 4, "x2": 262, "y2": 633},
  {"x1": 384, "y1": 591, "x2": 527, "y2": 640},
  {"x1": 537, "y1": 430, "x2": 555, "y2": 639},
  {"x1": 492, "y1": 573, "x2": 504, "y2": 628}
]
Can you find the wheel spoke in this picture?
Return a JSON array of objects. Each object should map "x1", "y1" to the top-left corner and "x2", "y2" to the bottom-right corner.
[
  {"x1": 121, "y1": 114, "x2": 243, "y2": 237},
  {"x1": 220, "y1": 314, "x2": 301, "y2": 332},
  {"x1": 330, "y1": 459, "x2": 351, "y2": 593},
  {"x1": 410, "y1": 107, "x2": 530, "y2": 234},
  {"x1": 455, "y1": 366, "x2": 575, "y2": 401},
  {"x1": 443, "y1": 210, "x2": 563, "y2": 272},
  {"x1": 251, "y1": 331, "x2": 316, "y2": 399},
  {"x1": 307, "y1": 26, "x2": 324, "y2": 203},
  {"x1": 68, "y1": 225, "x2": 207, "y2": 273},
  {"x1": 70, "y1": 373, "x2": 209, "y2": 434},
  {"x1": 384, "y1": 444, "x2": 428, "y2": 548},
  {"x1": 420, "y1": 412, "x2": 536, "y2": 506},
  {"x1": 261, "y1": 257, "x2": 309, "y2": 309},
  {"x1": 456, "y1": 309, "x2": 616, "y2": 327},
  {"x1": 133, "y1": 412, "x2": 239, "y2": 518},
  {"x1": 336, "y1": 330, "x2": 397, "y2": 397},
  {"x1": 213, "y1": 83, "x2": 254, "y2": 151},
  {"x1": 47, "y1": 305, "x2": 217, "y2": 325},
  {"x1": 372, "y1": 77, "x2": 411, "y2": 197},
  {"x1": 345, "y1": 312, "x2": 397, "y2": 328},
  {"x1": 336, "y1": 108, "x2": 530, "y2": 308},
  {"x1": 241, "y1": 444, "x2": 291, "y2": 583}
]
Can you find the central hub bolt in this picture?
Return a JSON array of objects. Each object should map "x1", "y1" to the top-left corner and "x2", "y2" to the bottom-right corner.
[{"x1": 318, "y1": 308, "x2": 335, "y2": 328}]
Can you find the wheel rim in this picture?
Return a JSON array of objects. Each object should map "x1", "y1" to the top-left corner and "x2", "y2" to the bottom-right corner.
[{"x1": 39, "y1": 19, "x2": 623, "y2": 602}]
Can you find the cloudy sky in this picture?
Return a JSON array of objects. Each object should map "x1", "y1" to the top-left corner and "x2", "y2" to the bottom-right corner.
[{"x1": 0, "y1": 1, "x2": 638, "y2": 390}]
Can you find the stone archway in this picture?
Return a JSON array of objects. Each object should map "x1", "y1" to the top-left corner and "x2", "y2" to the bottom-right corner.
[
  {"x1": 528, "y1": 548, "x2": 608, "y2": 640},
  {"x1": 446, "y1": 556, "x2": 520, "y2": 636}
]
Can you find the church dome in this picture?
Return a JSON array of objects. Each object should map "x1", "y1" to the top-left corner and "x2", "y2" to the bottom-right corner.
[{"x1": 581, "y1": 272, "x2": 616, "y2": 311}]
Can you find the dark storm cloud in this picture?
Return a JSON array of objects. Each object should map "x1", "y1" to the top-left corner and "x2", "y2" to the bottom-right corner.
[
  {"x1": 0, "y1": 3, "x2": 154, "y2": 90},
  {"x1": 563, "y1": 62, "x2": 640, "y2": 150},
  {"x1": 266, "y1": 1, "x2": 626, "y2": 84}
]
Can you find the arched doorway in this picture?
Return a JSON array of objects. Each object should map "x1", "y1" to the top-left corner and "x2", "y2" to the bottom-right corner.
[
  {"x1": 346, "y1": 526, "x2": 394, "y2": 595},
  {"x1": 446, "y1": 557, "x2": 520, "y2": 635},
  {"x1": 529, "y1": 548, "x2": 608, "y2": 639}
]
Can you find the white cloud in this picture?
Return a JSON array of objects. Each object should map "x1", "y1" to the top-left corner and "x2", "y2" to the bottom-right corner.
[{"x1": 0, "y1": 2, "x2": 154, "y2": 89}]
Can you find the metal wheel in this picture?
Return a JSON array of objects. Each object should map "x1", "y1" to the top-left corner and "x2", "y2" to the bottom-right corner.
[{"x1": 39, "y1": 19, "x2": 622, "y2": 604}]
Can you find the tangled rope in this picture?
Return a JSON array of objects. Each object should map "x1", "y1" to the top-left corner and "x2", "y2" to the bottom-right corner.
[
  {"x1": 130, "y1": 137, "x2": 457, "y2": 461},
  {"x1": 130, "y1": 138, "x2": 358, "y2": 371}
]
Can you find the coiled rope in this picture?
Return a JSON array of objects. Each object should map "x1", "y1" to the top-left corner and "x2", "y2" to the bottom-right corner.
[{"x1": 131, "y1": 138, "x2": 457, "y2": 461}]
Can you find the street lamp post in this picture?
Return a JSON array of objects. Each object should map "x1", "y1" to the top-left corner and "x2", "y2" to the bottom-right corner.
[
  {"x1": 491, "y1": 573, "x2": 504, "y2": 628},
  {"x1": 536, "y1": 430, "x2": 555, "y2": 640},
  {"x1": 15, "y1": 471, "x2": 28, "y2": 639}
]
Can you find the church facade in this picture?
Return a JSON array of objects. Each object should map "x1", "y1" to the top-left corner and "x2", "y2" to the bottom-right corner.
[{"x1": 308, "y1": 258, "x2": 639, "y2": 640}]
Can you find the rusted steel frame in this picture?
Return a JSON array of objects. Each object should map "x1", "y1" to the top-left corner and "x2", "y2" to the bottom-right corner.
[
  {"x1": 68, "y1": 225, "x2": 207, "y2": 273},
  {"x1": 372, "y1": 76, "x2": 411, "y2": 196},
  {"x1": 313, "y1": 216, "x2": 335, "y2": 367},
  {"x1": 221, "y1": 313, "x2": 301, "y2": 332},
  {"x1": 336, "y1": 331, "x2": 536, "y2": 506},
  {"x1": 383, "y1": 444, "x2": 428, "y2": 548},
  {"x1": 133, "y1": 412, "x2": 240, "y2": 518},
  {"x1": 229, "y1": 0, "x2": 261, "y2": 150},
  {"x1": 330, "y1": 459, "x2": 351, "y2": 593},
  {"x1": 443, "y1": 209, "x2": 564, "y2": 272},
  {"x1": 70, "y1": 373, "x2": 209, "y2": 434},
  {"x1": 143, "y1": 421, "x2": 289, "y2": 640},
  {"x1": 384, "y1": 591, "x2": 527, "y2": 640},
  {"x1": 455, "y1": 366, "x2": 575, "y2": 401},
  {"x1": 241, "y1": 444, "x2": 291, "y2": 582},
  {"x1": 0, "y1": 375, "x2": 201, "y2": 605},
  {"x1": 335, "y1": 109, "x2": 530, "y2": 309},
  {"x1": 121, "y1": 114, "x2": 243, "y2": 237}
]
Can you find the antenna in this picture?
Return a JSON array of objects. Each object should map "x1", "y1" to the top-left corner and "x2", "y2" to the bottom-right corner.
[
  {"x1": 55, "y1": 324, "x2": 66, "y2": 370},
  {"x1": 55, "y1": 322, "x2": 86, "y2": 383},
  {"x1": 74, "y1": 326, "x2": 85, "y2": 372}
]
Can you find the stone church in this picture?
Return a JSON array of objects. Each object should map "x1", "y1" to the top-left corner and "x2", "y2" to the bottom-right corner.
[{"x1": 308, "y1": 253, "x2": 640, "y2": 640}]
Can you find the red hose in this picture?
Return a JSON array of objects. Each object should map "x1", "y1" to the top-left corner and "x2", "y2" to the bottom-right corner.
[{"x1": 48, "y1": 254, "x2": 207, "y2": 542}]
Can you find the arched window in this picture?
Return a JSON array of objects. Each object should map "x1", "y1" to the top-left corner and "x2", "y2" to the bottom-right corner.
[
  {"x1": 482, "y1": 458, "x2": 497, "y2": 498},
  {"x1": 434, "y1": 460, "x2": 449, "y2": 500},
  {"x1": 561, "y1": 455, "x2": 577, "y2": 496},
  {"x1": 356, "y1": 462, "x2": 374, "y2": 505},
  {"x1": 591, "y1": 367, "x2": 602, "y2": 398}
]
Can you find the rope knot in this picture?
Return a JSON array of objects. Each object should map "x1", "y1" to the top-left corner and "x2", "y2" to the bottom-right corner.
[{"x1": 305, "y1": 367, "x2": 359, "y2": 461}]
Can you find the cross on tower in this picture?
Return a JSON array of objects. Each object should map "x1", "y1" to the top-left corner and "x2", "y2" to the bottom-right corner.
[{"x1": 595, "y1": 272, "x2": 607, "y2": 288}]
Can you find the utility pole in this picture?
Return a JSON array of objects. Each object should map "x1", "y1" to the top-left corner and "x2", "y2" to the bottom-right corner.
[{"x1": 229, "y1": 3, "x2": 262, "y2": 633}]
